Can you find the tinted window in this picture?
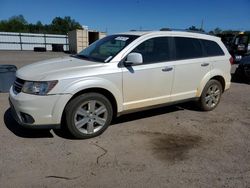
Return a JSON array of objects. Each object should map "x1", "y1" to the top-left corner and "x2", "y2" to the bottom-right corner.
[
  {"x1": 175, "y1": 37, "x2": 203, "y2": 60},
  {"x1": 201, "y1": 39, "x2": 224, "y2": 57},
  {"x1": 131, "y1": 37, "x2": 172, "y2": 64}
]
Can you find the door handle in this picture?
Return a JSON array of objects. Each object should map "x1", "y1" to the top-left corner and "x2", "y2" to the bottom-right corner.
[
  {"x1": 201, "y1": 63, "x2": 209, "y2": 67},
  {"x1": 162, "y1": 67, "x2": 173, "y2": 72}
]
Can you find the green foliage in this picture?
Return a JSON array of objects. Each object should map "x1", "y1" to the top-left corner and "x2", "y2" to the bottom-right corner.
[
  {"x1": 0, "y1": 15, "x2": 28, "y2": 32},
  {"x1": 0, "y1": 15, "x2": 82, "y2": 34},
  {"x1": 213, "y1": 27, "x2": 222, "y2": 34},
  {"x1": 50, "y1": 16, "x2": 82, "y2": 34},
  {"x1": 187, "y1": 25, "x2": 205, "y2": 32},
  {"x1": 160, "y1": 28, "x2": 171, "y2": 31},
  {"x1": 208, "y1": 28, "x2": 250, "y2": 36},
  {"x1": 208, "y1": 31, "x2": 215, "y2": 35}
]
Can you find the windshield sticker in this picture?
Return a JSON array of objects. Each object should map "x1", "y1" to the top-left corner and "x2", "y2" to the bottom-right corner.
[{"x1": 115, "y1": 36, "x2": 129, "y2": 41}]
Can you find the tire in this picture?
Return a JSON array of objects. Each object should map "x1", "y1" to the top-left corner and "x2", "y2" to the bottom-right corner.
[
  {"x1": 198, "y1": 80, "x2": 223, "y2": 111},
  {"x1": 64, "y1": 93, "x2": 113, "y2": 139}
]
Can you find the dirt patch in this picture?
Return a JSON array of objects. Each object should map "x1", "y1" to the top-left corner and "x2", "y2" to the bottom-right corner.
[{"x1": 138, "y1": 131, "x2": 203, "y2": 162}]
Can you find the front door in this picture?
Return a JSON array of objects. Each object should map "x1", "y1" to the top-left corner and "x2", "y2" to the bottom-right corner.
[{"x1": 122, "y1": 37, "x2": 175, "y2": 110}]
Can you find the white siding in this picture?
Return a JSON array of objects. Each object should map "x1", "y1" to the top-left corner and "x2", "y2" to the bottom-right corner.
[{"x1": 0, "y1": 32, "x2": 69, "y2": 51}]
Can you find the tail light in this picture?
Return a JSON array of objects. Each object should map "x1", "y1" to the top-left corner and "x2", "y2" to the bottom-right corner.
[{"x1": 229, "y1": 56, "x2": 234, "y2": 65}]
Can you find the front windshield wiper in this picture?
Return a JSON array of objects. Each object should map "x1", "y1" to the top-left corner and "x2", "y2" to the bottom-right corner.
[
  {"x1": 76, "y1": 54, "x2": 90, "y2": 60},
  {"x1": 73, "y1": 54, "x2": 105, "y2": 63}
]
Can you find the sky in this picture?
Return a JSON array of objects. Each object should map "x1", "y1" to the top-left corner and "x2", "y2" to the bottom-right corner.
[{"x1": 0, "y1": 0, "x2": 250, "y2": 34}]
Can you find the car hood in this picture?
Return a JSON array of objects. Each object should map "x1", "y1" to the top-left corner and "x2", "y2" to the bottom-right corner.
[{"x1": 16, "y1": 56, "x2": 106, "y2": 81}]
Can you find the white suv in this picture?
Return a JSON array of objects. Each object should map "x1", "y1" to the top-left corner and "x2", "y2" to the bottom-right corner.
[{"x1": 9, "y1": 31, "x2": 232, "y2": 138}]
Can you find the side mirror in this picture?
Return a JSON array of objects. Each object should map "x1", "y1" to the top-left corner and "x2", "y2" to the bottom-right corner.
[{"x1": 124, "y1": 52, "x2": 143, "y2": 66}]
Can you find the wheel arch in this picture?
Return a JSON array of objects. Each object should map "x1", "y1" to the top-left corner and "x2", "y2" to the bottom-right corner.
[
  {"x1": 197, "y1": 69, "x2": 226, "y2": 97},
  {"x1": 209, "y1": 75, "x2": 225, "y2": 92},
  {"x1": 69, "y1": 88, "x2": 118, "y2": 116}
]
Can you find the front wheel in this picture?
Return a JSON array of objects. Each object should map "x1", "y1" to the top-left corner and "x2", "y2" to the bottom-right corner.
[
  {"x1": 65, "y1": 93, "x2": 113, "y2": 139},
  {"x1": 198, "y1": 80, "x2": 223, "y2": 111}
]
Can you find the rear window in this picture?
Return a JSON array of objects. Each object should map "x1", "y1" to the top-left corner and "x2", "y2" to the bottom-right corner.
[
  {"x1": 201, "y1": 39, "x2": 224, "y2": 57},
  {"x1": 174, "y1": 37, "x2": 203, "y2": 60}
]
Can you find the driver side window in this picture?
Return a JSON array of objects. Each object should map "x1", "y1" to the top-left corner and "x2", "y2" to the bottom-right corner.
[{"x1": 131, "y1": 37, "x2": 171, "y2": 64}]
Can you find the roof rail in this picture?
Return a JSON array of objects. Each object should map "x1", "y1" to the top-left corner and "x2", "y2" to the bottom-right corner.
[
  {"x1": 160, "y1": 28, "x2": 212, "y2": 36},
  {"x1": 185, "y1": 30, "x2": 211, "y2": 35}
]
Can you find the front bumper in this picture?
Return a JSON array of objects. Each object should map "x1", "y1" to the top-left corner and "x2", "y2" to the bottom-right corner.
[{"x1": 9, "y1": 86, "x2": 72, "y2": 128}]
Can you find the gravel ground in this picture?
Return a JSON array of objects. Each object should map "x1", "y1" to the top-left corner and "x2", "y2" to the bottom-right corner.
[{"x1": 0, "y1": 51, "x2": 250, "y2": 188}]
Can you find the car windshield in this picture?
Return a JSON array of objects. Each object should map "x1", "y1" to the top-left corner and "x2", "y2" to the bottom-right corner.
[{"x1": 77, "y1": 35, "x2": 139, "y2": 63}]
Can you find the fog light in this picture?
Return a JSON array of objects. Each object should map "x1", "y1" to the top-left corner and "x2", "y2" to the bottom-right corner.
[{"x1": 20, "y1": 112, "x2": 35, "y2": 124}]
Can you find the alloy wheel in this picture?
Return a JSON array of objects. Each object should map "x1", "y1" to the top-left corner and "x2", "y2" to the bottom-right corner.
[{"x1": 74, "y1": 100, "x2": 108, "y2": 134}]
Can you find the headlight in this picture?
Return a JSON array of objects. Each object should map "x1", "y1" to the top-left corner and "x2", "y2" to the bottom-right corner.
[{"x1": 22, "y1": 80, "x2": 58, "y2": 95}]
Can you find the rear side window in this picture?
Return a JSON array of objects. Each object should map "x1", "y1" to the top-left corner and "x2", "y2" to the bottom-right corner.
[
  {"x1": 201, "y1": 39, "x2": 224, "y2": 57},
  {"x1": 131, "y1": 37, "x2": 172, "y2": 64},
  {"x1": 174, "y1": 37, "x2": 203, "y2": 60}
]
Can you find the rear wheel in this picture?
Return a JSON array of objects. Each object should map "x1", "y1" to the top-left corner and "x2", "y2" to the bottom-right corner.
[
  {"x1": 198, "y1": 80, "x2": 222, "y2": 111},
  {"x1": 65, "y1": 93, "x2": 113, "y2": 139}
]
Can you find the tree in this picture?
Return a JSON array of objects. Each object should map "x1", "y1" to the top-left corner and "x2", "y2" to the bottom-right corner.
[
  {"x1": 51, "y1": 16, "x2": 82, "y2": 34},
  {"x1": 187, "y1": 25, "x2": 204, "y2": 32},
  {"x1": 0, "y1": 15, "x2": 28, "y2": 32},
  {"x1": 222, "y1": 30, "x2": 240, "y2": 35},
  {"x1": 0, "y1": 15, "x2": 82, "y2": 34},
  {"x1": 9, "y1": 15, "x2": 27, "y2": 24},
  {"x1": 208, "y1": 30, "x2": 215, "y2": 35},
  {"x1": 0, "y1": 20, "x2": 7, "y2": 32},
  {"x1": 36, "y1": 21, "x2": 44, "y2": 33},
  {"x1": 160, "y1": 28, "x2": 171, "y2": 31},
  {"x1": 188, "y1": 26, "x2": 199, "y2": 31},
  {"x1": 213, "y1": 27, "x2": 222, "y2": 35}
]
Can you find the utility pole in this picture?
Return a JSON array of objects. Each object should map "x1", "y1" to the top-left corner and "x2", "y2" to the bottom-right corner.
[{"x1": 201, "y1": 19, "x2": 204, "y2": 31}]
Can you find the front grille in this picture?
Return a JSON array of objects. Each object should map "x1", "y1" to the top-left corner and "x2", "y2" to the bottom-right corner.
[{"x1": 13, "y1": 78, "x2": 25, "y2": 94}]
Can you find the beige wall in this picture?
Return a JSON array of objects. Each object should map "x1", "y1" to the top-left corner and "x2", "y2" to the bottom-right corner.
[
  {"x1": 68, "y1": 29, "x2": 106, "y2": 53},
  {"x1": 68, "y1": 29, "x2": 88, "y2": 53},
  {"x1": 99, "y1": 32, "x2": 106, "y2": 40}
]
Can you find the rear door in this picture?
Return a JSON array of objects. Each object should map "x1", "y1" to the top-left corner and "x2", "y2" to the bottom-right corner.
[{"x1": 170, "y1": 37, "x2": 211, "y2": 101}]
